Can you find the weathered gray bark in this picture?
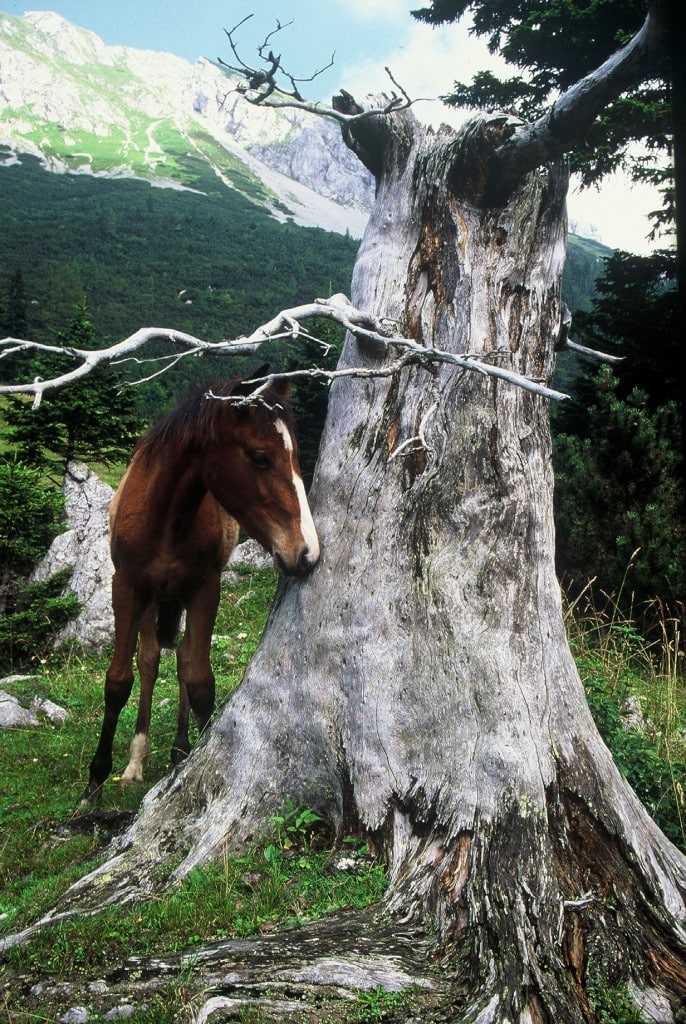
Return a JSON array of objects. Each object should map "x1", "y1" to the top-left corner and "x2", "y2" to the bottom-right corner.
[{"x1": 9, "y1": 7, "x2": 686, "y2": 1020}]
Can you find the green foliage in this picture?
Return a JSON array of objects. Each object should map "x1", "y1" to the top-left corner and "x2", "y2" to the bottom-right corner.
[
  {"x1": 353, "y1": 986, "x2": 407, "y2": 1021},
  {"x1": 0, "y1": 567, "x2": 80, "y2": 674},
  {"x1": 588, "y1": 982, "x2": 643, "y2": 1024},
  {"x1": 0, "y1": 456, "x2": 79, "y2": 671},
  {"x1": 269, "y1": 797, "x2": 324, "y2": 852},
  {"x1": 2, "y1": 302, "x2": 144, "y2": 472},
  {"x1": 565, "y1": 250, "x2": 680, "y2": 413},
  {"x1": 567, "y1": 585, "x2": 686, "y2": 852},
  {"x1": 583, "y1": 668, "x2": 686, "y2": 850},
  {"x1": 0, "y1": 153, "x2": 359, "y2": 394},
  {"x1": 554, "y1": 369, "x2": 685, "y2": 607},
  {"x1": 0, "y1": 265, "x2": 28, "y2": 338},
  {"x1": 553, "y1": 249, "x2": 684, "y2": 611},
  {"x1": 0, "y1": 456, "x2": 64, "y2": 579},
  {"x1": 412, "y1": 0, "x2": 672, "y2": 201}
]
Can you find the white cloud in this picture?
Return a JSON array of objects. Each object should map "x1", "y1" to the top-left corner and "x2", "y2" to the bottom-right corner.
[
  {"x1": 568, "y1": 172, "x2": 666, "y2": 254},
  {"x1": 330, "y1": 2, "x2": 511, "y2": 118},
  {"x1": 343, "y1": 0, "x2": 410, "y2": 19},
  {"x1": 336, "y1": 16, "x2": 510, "y2": 126}
]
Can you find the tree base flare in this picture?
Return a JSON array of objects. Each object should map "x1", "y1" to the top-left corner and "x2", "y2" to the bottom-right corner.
[
  {"x1": 6, "y1": 900, "x2": 683, "y2": 1022},
  {"x1": 6, "y1": 909, "x2": 456, "y2": 1024}
]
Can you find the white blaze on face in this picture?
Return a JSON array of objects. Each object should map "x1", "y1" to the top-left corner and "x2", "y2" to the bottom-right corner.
[{"x1": 275, "y1": 418, "x2": 320, "y2": 559}]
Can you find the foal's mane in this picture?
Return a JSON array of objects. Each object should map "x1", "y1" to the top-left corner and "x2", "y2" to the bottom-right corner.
[{"x1": 134, "y1": 379, "x2": 294, "y2": 465}]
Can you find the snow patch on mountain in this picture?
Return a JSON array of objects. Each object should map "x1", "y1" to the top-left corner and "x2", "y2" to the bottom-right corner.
[{"x1": 0, "y1": 11, "x2": 373, "y2": 237}]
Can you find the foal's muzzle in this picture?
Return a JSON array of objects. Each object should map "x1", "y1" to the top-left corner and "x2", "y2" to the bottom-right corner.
[{"x1": 274, "y1": 547, "x2": 319, "y2": 578}]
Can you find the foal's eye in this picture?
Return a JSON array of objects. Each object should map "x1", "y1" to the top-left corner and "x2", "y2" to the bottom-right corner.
[{"x1": 249, "y1": 450, "x2": 270, "y2": 469}]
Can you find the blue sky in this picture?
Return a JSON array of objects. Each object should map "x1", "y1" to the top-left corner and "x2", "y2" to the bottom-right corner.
[
  {"x1": 3, "y1": 0, "x2": 663, "y2": 252},
  {"x1": 8, "y1": 1, "x2": 422, "y2": 97}
]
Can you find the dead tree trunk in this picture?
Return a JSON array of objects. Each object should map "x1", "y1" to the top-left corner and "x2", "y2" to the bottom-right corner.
[{"x1": 14, "y1": 7, "x2": 686, "y2": 1021}]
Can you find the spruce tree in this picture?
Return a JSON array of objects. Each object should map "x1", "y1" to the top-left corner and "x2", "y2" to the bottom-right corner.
[{"x1": 2, "y1": 302, "x2": 143, "y2": 473}]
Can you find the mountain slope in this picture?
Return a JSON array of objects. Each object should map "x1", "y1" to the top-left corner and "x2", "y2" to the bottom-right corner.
[
  {"x1": 0, "y1": 151, "x2": 360, "y2": 348},
  {"x1": 0, "y1": 10, "x2": 373, "y2": 236},
  {"x1": 0, "y1": 9, "x2": 610, "y2": 355}
]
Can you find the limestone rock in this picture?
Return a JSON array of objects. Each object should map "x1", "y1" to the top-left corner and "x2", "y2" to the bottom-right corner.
[
  {"x1": 0, "y1": 684, "x2": 70, "y2": 729},
  {"x1": 0, "y1": 690, "x2": 40, "y2": 727},
  {"x1": 32, "y1": 461, "x2": 114, "y2": 650}
]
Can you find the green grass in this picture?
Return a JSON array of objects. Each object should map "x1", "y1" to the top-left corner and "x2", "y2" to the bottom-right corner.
[
  {"x1": 0, "y1": 563, "x2": 391, "y2": 1023},
  {"x1": 3, "y1": 835, "x2": 387, "y2": 978},
  {"x1": 0, "y1": 566, "x2": 269, "y2": 908},
  {"x1": 564, "y1": 581, "x2": 686, "y2": 851},
  {"x1": 1, "y1": 100, "x2": 283, "y2": 205},
  {"x1": 1, "y1": 567, "x2": 684, "y2": 1021},
  {"x1": 0, "y1": 565, "x2": 278, "y2": 917}
]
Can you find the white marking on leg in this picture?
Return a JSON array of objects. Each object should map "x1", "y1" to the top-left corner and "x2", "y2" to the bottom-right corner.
[{"x1": 120, "y1": 732, "x2": 150, "y2": 784}]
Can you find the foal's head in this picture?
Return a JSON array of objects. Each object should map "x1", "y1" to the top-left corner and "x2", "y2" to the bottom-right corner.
[{"x1": 199, "y1": 377, "x2": 320, "y2": 577}]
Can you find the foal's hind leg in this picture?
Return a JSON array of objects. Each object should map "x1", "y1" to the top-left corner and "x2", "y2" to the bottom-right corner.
[
  {"x1": 119, "y1": 602, "x2": 159, "y2": 785},
  {"x1": 172, "y1": 575, "x2": 221, "y2": 765},
  {"x1": 79, "y1": 573, "x2": 145, "y2": 806}
]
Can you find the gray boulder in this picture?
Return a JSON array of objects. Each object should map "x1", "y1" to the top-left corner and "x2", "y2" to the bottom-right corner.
[
  {"x1": 0, "y1": 690, "x2": 40, "y2": 728},
  {"x1": 0, "y1": 683, "x2": 69, "y2": 728},
  {"x1": 32, "y1": 461, "x2": 114, "y2": 650}
]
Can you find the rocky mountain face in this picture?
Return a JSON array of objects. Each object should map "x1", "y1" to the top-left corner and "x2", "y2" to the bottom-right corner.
[{"x1": 0, "y1": 10, "x2": 374, "y2": 236}]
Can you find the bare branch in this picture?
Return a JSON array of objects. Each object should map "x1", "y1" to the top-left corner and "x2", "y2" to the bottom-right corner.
[
  {"x1": 220, "y1": 15, "x2": 334, "y2": 105},
  {"x1": 562, "y1": 338, "x2": 624, "y2": 364},
  {"x1": 231, "y1": 80, "x2": 411, "y2": 125},
  {"x1": 491, "y1": 3, "x2": 667, "y2": 198},
  {"x1": 388, "y1": 401, "x2": 439, "y2": 462},
  {"x1": 221, "y1": 14, "x2": 258, "y2": 78},
  {"x1": 1, "y1": 294, "x2": 569, "y2": 404},
  {"x1": 219, "y1": 15, "x2": 412, "y2": 124},
  {"x1": 0, "y1": 328, "x2": 260, "y2": 401},
  {"x1": 236, "y1": 350, "x2": 569, "y2": 403},
  {"x1": 554, "y1": 305, "x2": 624, "y2": 364}
]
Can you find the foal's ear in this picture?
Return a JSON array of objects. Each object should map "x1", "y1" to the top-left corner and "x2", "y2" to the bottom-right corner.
[
  {"x1": 270, "y1": 376, "x2": 293, "y2": 400},
  {"x1": 231, "y1": 365, "x2": 293, "y2": 404},
  {"x1": 231, "y1": 364, "x2": 271, "y2": 398},
  {"x1": 269, "y1": 359, "x2": 297, "y2": 401}
]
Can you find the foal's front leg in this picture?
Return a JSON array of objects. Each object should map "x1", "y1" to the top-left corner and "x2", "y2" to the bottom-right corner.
[
  {"x1": 79, "y1": 574, "x2": 145, "y2": 806},
  {"x1": 173, "y1": 575, "x2": 221, "y2": 765},
  {"x1": 119, "y1": 602, "x2": 159, "y2": 785}
]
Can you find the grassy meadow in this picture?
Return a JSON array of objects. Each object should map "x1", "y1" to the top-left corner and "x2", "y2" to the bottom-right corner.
[
  {"x1": 0, "y1": 564, "x2": 392, "y2": 1023},
  {"x1": 0, "y1": 562, "x2": 684, "y2": 1022}
]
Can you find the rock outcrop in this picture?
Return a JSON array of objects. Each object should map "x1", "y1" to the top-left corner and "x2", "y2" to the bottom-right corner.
[
  {"x1": 32, "y1": 461, "x2": 115, "y2": 650},
  {"x1": 0, "y1": 687, "x2": 69, "y2": 728},
  {"x1": 0, "y1": 11, "x2": 373, "y2": 236}
]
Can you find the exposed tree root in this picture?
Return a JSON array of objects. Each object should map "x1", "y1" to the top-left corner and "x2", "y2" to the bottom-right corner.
[{"x1": 5, "y1": 908, "x2": 456, "y2": 1023}]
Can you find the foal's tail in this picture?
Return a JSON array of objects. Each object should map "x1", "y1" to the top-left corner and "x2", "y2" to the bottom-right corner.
[{"x1": 156, "y1": 597, "x2": 183, "y2": 649}]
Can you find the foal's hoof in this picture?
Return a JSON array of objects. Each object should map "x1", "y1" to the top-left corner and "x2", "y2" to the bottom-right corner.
[
  {"x1": 171, "y1": 745, "x2": 190, "y2": 767},
  {"x1": 77, "y1": 781, "x2": 103, "y2": 809}
]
